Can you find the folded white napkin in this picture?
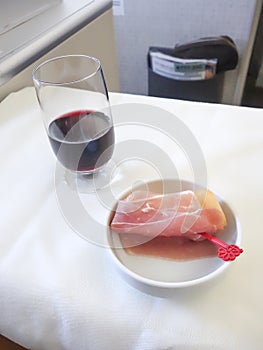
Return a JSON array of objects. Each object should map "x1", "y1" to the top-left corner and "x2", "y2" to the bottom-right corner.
[{"x1": 0, "y1": 88, "x2": 262, "y2": 350}]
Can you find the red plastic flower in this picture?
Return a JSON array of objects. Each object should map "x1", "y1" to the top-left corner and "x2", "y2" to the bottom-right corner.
[{"x1": 218, "y1": 245, "x2": 243, "y2": 261}]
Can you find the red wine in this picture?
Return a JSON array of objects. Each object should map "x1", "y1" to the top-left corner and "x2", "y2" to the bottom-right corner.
[{"x1": 48, "y1": 110, "x2": 114, "y2": 172}]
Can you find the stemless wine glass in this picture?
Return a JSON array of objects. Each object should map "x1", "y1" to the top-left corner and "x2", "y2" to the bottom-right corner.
[{"x1": 33, "y1": 55, "x2": 115, "y2": 192}]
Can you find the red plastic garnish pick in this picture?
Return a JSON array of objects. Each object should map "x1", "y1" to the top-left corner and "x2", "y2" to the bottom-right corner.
[{"x1": 200, "y1": 232, "x2": 243, "y2": 262}]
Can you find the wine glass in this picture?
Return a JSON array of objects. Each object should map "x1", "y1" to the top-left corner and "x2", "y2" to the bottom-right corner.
[{"x1": 32, "y1": 55, "x2": 115, "y2": 192}]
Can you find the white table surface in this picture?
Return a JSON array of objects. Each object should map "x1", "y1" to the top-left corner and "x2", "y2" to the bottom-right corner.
[{"x1": 0, "y1": 87, "x2": 263, "y2": 349}]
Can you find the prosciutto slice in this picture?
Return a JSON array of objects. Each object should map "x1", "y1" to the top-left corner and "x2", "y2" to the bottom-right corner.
[{"x1": 110, "y1": 189, "x2": 227, "y2": 241}]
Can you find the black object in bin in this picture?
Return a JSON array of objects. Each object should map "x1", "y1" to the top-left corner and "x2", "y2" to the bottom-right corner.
[{"x1": 148, "y1": 36, "x2": 238, "y2": 103}]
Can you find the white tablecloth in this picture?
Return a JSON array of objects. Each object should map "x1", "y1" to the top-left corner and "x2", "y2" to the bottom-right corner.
[{"x1": 0, "y1": 87, "x2": 263, "y2": 349}]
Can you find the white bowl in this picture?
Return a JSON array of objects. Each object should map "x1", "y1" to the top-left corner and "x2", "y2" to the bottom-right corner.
[{"x1": 107, "y1": 179, "x2": 241, "y2": 296}]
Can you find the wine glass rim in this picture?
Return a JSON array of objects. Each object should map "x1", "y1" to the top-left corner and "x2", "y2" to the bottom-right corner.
[{"x1": 32, "y1": 54, "x2": 101, "y2": 86}]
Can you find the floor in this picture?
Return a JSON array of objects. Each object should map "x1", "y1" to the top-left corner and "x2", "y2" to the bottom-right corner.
[
  {"x1": 0, "y1": 335, "x2": 27, "y2": 350},
  {"x1": 242, "y1": 76, "x2": 263, "y2": 108}
]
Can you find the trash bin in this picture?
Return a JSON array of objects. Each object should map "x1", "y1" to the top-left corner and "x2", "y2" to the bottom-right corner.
[{"x1": 148, "y1": 36, "x2": 238, "y2": 103}]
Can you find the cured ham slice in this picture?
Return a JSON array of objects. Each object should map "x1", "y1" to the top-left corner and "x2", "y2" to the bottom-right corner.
[{"x1": 110, "y1": 189, "x2": 226, "y2": 241}]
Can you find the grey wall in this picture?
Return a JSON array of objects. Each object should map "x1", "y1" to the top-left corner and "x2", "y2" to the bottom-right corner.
[{"x1": 113, "y1": 0, "x2": 259, "y2": 104}]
